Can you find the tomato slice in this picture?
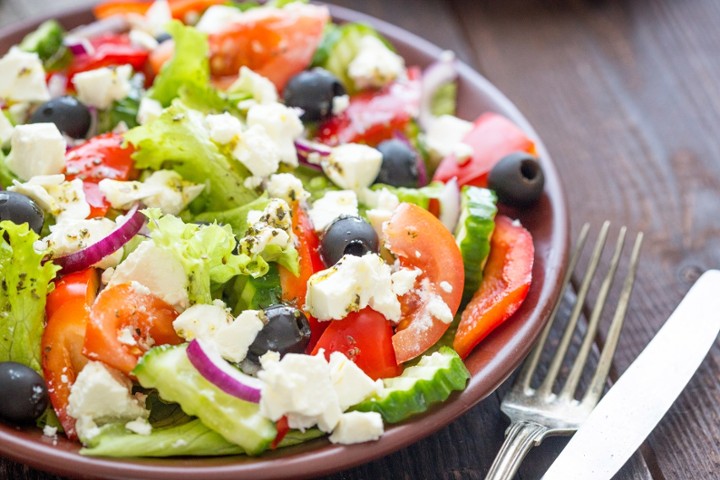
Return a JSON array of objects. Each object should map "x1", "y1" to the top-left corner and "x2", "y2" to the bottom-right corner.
[
  {"x1": 279, "y1": 202, "x2": 327, "y2": 350},
  {"x1": 67, "y1": 34, "x2": 149, "y2": 80},
  {"x1": 453, "y1": 215, "x2": 534, "y2": 358},
  {"x1": 311, "y1": 307, "x2": 401, "y2": 380},
  {"x1": 432, "y1": 113, "x2": 536, "y2": 188},
  {"x1": 84, "y1": 283, "x2": 183, "y2": 375},
  {"x1": 384, "y1": 203, "x2": 464, "y2": 364},
  {"x1": 315, "y1": 69, "x2": 421, "y2": 147},
  {"x1": 42, "y1": 269, "x2": 100, "y2": 440}
]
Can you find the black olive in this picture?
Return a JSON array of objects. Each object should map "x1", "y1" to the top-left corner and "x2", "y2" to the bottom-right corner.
[
  {"x1": 283, "y1": 68, "x2": 346, "y2": 122},
  {"x1": 247, "y1": 305, "x2": 311, "y2": 361},
  {"x1": 0, "y1": 362, "x2": 49, "y2": 425},
  {"x1": 28, "y1": 95, "x2": 91, "y2": 139},
  {"x1": 320, "y1": 215, "x2": 379, "y2": 267},
  {"x1": 0, "y1": 191, "x2": 45, "y2": 235},
  {"x1": 487, "y1": 152, "x2": 545, "y2": 207},
  {"x1": 155, "y1": 32, "x2": 172, "y2": 44},
  {"x1": 374, "y1": 139, "x2": 419, "y2": 188}
]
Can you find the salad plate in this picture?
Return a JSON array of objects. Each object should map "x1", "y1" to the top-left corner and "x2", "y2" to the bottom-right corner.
[{"x1": 0, "y1": 2, "x2": 569, "y2": 479}]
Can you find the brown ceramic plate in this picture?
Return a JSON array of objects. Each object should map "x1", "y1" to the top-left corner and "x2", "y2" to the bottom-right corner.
[{"x1": 0, "y1": 3, "x2": 569, "y2": 479}]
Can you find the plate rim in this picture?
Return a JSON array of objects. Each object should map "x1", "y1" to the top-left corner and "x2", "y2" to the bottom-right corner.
[{"x1": 0, "y1": 2, "x2": 569, "y2": 479}]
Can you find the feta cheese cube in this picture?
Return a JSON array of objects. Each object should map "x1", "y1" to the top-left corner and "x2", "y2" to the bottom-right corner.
[
  {"x1": 136, "y1": 97, "x2": 163, "y2": 125},
  {"x1": 128, "y1": 0, "x2": 171, "y2": 36},
  {"x1": 129, "y1": 29, "x2": 159, "y2": 50},
  {"x1": 229, "y1": 66, "x2": 279, "y2": 108},
  {"x1": 329, "y1": 411, "x2": 384, "y2": 445},
  {"x1": 9, "y1": 175, "x2": 90, "y2": 223},
  {"x1": 6, "y1": 123, "x2": 66, "y2": 181},
  {"x1": 425, "y1": 114, "x2": 474, "y2": 161},
  {"x1": 195, "y1": 5, "x2": 246, "y2": 33},
  {"x1": 72, "y1": 65, "x2": 133, "y2": 110},
  {"x1": 328, "y1": 352, "x2": 382, "y2": 410},
  {"x1": 322, "y1": 143, "x2": 382, "y2": 190},
  {"x1": 305, "y1": 253, "x2": 401, "y2": 322},
  {"x1": 204, "y1": 112, "x2": 243, "y2": 145},
  {"x1": 391, "y1": 267, "x2": 421, "y2": 296},
  {"x1": 348, "y1": 35, "x2": 405, "y2": 90},
  {"x1": 308, "y1": 190, "x2": 359, "y2": 232},
  {"x1": 99, "y1": 170, "x2": 204, "y2": 215},
  {"x1": 246, "y1": 103, "x2": 303, "y2": 167},
  {"x1": 238, "y1": 198, "x2": 293, "y2": 256},
  {"x1": 232, "y1": 124, "x2": 281, "y2": 177},
  {"x1": 40, "y1": 217, "x2": 124, "y2": 269},
  {"x1": 0, "y1": 47, "x2": 50, "y2": 103},
  {"x1": 266, "y1": 173, "x2": 309, "y2": 203}
]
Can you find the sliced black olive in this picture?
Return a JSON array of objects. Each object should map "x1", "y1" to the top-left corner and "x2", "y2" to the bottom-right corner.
[
  {"x1": 320, "y1": 215, "x2": 379, "y2": 267},
  {"x1": 487, "y1": 152, "x2": 545, "y2": 207},
  {"x1": 0, "y1": 191, "x2": 45, "y2": 235},
  {"x1": 247, "y1": 305, "x2": 311, "y2": 361},
  {"x1": 0, "y1": 362, "x2": 49, "y2": 425},
  {"x1": 283, "y1": 68, "x2": 346, "y2": 122},
  {"x1": 374, "y1": 138, "x2": 419, "y2": 188},
  {"x1": 29, "y1": 95, "x2": 91, "y2": 139}
]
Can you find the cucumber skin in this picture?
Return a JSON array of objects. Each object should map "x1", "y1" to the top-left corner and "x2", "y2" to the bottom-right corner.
[
  {"x1": 352, "y1": 347, "x2": 470, "y2": 423},
  {"x1": 133, "y1": 344, "x2": 276, "y2": 455},
  {"x1": 455, "y1": 187, "x2": 497, "y2": 305}
]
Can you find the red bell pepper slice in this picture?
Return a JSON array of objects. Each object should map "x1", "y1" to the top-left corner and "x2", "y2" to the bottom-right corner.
[
  {"x1": 433, "y1": 113, "x2": 536, "y2": 188},
  {"x1": 453, "y1": 215, "x2": 534, "y2": 358}
]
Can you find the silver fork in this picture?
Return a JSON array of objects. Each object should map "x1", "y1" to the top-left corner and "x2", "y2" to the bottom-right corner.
[{"x1": 484, "y1": 222, "x2": 643, "y2": 480}]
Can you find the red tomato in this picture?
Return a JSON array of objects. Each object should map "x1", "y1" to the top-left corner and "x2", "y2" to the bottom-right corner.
[
  {"x1": 384, "y1": 203, "x2": 464, "y2": 364},
  {"x1": 433, "y1": 113, "x2": 536, "y2": 188},
  {"x1": 41, "y1": 269, "x2": 100, "y2": 440},
  {"x1": 311, "y1": 308, "x2": 401, "y2": 380},
  {"x1": 453, "y1": 215, "x2": 534, "y2": 358},
  {"x1": 84, "y1": 283, "x2": 183, "y2": 375},
  {"x1": 315, "y1": 69, "x2": 421, "y2": 147},
  {"x1": 67, "y1": 34, "x2": 149, "y2": 80},
  {"x1": 278, "y1": 202, "x2": 327, "y2": 350}
]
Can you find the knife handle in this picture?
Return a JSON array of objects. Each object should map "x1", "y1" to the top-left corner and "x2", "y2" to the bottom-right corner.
[{"x1": 484, "y1": 420, "x2": 548, "y2": 480}]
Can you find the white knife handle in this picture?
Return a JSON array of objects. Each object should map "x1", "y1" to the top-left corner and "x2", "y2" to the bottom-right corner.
[{"x1": 484, "y1": 420, "x2": 548, "y2": 480}]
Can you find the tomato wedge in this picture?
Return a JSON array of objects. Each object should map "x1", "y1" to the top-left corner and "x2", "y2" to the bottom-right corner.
[
  {"x1": 384, "y1": 203, "x2": 464, "y2": 364},
  {"x1": 66, "y1": 34, "x2": 149, "y2": 81},
  {"x1": 41, "y1": 269, "x2": 100, "y2": 440},
  {"x1": 453, "y1": 215, "x2": 534, "y2": 358},
  {"x1": 279, "y1": 202, "x2": 326, "y2": 350},
  {"x1": 311, "y1": 307, "x2": 401, "y2": 380},
  {"x1": 433, "y1": 113, "x2": 536, "y2": 188},
  {"x1": 83, "y1": 283, "x2": 183, "y2": 375}
]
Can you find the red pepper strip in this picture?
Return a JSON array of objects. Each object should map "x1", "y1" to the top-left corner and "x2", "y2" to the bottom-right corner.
[
  {"x1": 453, "y1": 215, "x2": 534, "y2": 359},
  {"x1": 270, "y1": 416, "x2": 289, "y2": 450}
]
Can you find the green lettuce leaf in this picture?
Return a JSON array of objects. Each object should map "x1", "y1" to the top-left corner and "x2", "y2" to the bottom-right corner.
[
  {"x1": 124, "y1": 101, "x2": 257, "y2": 213},
  {"x1": 0, "y1": 221, "x2": 59, "y2": 372}
]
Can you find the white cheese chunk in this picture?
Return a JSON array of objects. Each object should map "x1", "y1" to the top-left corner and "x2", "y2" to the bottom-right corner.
[
  {"x1": 195, "y1": 5, "x2": 246, "y2": 33},
  {"x1": 205, "y1": 112, "x2": 243, "y2": 145},
  {"x1": 246, "y1": 103, "x2": 303, "y2": 167},
  {"x1": 127, "y1": 0, "x2": 171, "y2": 36},
  {"x1": 328, "y1": 352, "x2": 382, "y2": 411},
  {"x1": 391, "y1": 267, "x2": 421, "y2": 296},
  {"x1": 99, "y1": 170, "x2": 204, "y2": 215},
  {"x1": 305, "y1": 253, "x2": 401, "y2": 322},
  {"x1": 136, "y1": 97, "x2": 163, "y2": 125},
  {"x1": 0, "y1": 47, "x2": 50, "y2": 103},
  {"x1": 125, "y1": 417, "x2": 152, "y2": 435},
  {"x1": 266, "y1": 173, "x2": 309, "y2": 203},
  {"x1": 129, "y1": 29, "x2": 159, "y2": 50},
  {"x1": 72, "y1": 65, "x2": 133, "y2": 110},
  {"x1": 238, "y1": 198, "x2": 293, "y2": 256},
  {"x1": 39, "y1": 217, "x2": 124, "y2": 269},
  {"x1": 108, "y1": 240, "x2": 189, "y2": 311},
  {"x1": 322, "y1": 143, "x2": 382, "y2": 190},
  {"x1": 9, "y1": 175, "x2": 90, "y2": 223},
  {"x1": 232, "y1": 124, "x2": 281, "y2": 177},
  {"x1": 6, "y1": 123, "x2": 66, "y2": 181},
  {"x1": 328, "y1": 411, "x2": 384, "y2": 445},
  {"x1": 308, "y1": 190, "x2": 358, "y2": 232},
  {"x1": 229, "y1": 66, "x2": 279, "y2": 108},
  {"x1": 348, "y1": 35, "x2": 405, "y2": 90},
  {"x1": 425, "y1": 114, "x2": 474, "y2": 161}
]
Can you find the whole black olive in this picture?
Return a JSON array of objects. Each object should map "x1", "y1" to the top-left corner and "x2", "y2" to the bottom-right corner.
[
  {"x1": 487, "y1": 152, "x2": 545, "y2": 207},
  {"x1": 0, "y1": 362, "x2": 49, "y2": 425},
  {"x1": 0, "y1": 191, "x2": 45, "y2": 234},
  {"x1": 320, "y1": 215, "x2": 379, "y2": 267},
  {"x1": 247, "y1": 305, "x2": 311, "y2": 360},
  {"x1": 374, "y1": 139, "x2": 419, "y2": 188},
  {"x1": 29, "y1": 95, "x2": 92, "y2": 139},
  {"x1": 283, "y1": 68, "x2": 346, "y2": 122}
]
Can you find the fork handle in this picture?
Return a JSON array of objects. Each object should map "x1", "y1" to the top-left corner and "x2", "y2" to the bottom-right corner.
[{"x1": 484, "y1": 420, "x2": 548, "y2": 480}]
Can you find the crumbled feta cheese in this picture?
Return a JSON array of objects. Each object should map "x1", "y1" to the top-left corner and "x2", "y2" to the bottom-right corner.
[
  {"x1": 266, "y1": 173, "x2": 309, "y2": 203},
  {"x1": 328, "y1": 411, "x2": 384, "y2": 445},
  {"x1": 0, "y1": 112, "x2": 13, "y2": 147},
  {"x1": 204, "y1": 112, "x2": 243, "y2": 145},
  {"x1": 410, "y1": 278, "x2": 455, "y2": 333},
  {"x1": 238, "y1": 198, "x2": 293, "y2": 256},
  {"x1": 243, "y1": 175, "x2": 264, "y2": 190},
  {"x1": 391, "y1": 267, "x2": 421, "y2": 296},
  {"x1": 308, "y1": 190, "x2": 358, "y2": 232},
  {"x1": 39, "y1": 217, "x2": 124, "y2": 269},
  {"x1": 0, "y1": 47, "x2": 50, "y2": 103},
  {"x1": 99, "y1": 170, "x2": 204, "y2": 215},
  {"x1": 361, "y1": 187, "x2": 400, "y2": 239},
  {"x1": 258, "y1": 353, "x2": 342, "y2": 432},
  {"x1": 136, "y1": 97, "x2": 163, "y2": 125},
  {"x1": 348, "y1": 35, "x2": 405, "y2": 90},
  {"x1": 322, "y1": 143, "x2": 382, "y2": 190},
  {"x1": 129, "y1": 29, "x2": 159, "y2": 50},
  {"x1": 117, "y1": 326, "x2": 137, "y2": 346},
  {"x1": 246, "y1": 103, "x2": 303, "y2": 167},
  {"x1": 107, "y1": 240, "x2": 189, "y2": 311},
  {"x1": 233, "y1": 124, "x2": 281, "y2": 177},
  {"x1": 5, "y1": 123, "x2": 66, "y2": 181},
  {"x1": 439, "y1": 281, "x2": 453, "y2": 293},
  {"x1": 173, "y1": 302, "x2": 265, "y2": 363},
  {"x1": 306, "y1": 253, "x2": 401, "y2": 322},
  {"x1": 230, "y1": 67, "x2": 279, "y2": 108},
  {"x1": 125, "y1": 417, "x2": 152, "y2": 435},
  {"x1": 128, "y1": 0, "x2": 171, "y2": 36},
  {"x1": 9, "y1": 175, "x2": 89, "y2": 223},
  {"x1": 68, "y1": 361, "x2": 149, "y2": 440},
  {"x1": 425, "y1": 114, "x2": 474, "y2": 161},
  {"x1": 195, "y1": 5, "x2": 246, "y2": 33},
  {"x1": 328, "y1": 352, "x2": 381, "y2": 411},
  {"x1": 72, "y1": 65, "x2": 133, "y2": 110},
  {"x1": 332, "y1": 94, "x2": 350, "y2": 116},
  {"x1": 42, "y1": 425, "x2": 58, "y2": 438}
]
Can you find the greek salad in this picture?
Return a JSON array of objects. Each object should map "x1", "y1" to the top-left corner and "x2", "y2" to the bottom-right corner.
[{"x1": 0, "y1": 0, "x2": 545, "y2": 457}]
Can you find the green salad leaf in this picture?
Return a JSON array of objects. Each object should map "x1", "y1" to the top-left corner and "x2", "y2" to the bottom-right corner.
[{"x1": 0, "y1": 221, "x2": 59, "y2": 372}]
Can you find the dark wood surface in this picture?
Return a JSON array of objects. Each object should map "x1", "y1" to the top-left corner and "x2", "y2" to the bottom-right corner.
[{"x1": 1, "y1": 0, "x2": 719, "y2": 479}]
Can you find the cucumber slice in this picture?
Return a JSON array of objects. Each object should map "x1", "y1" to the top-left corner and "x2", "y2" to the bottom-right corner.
[
  {"x1": 454, "y1": 186, "x2": 497, "y2": 304},
  {"x1": 352, "y1": 347, "x2": 469, "y2": 423},
  {"x1": 133, "y1": 344, "x2": 276, "y2": 455}
]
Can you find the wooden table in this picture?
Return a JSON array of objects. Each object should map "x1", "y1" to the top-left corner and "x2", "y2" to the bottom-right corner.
[{"x1": 1, "y1": 1, "x2": 718, "y2": 479}]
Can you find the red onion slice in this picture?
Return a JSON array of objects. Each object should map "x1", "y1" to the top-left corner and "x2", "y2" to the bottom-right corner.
[
  {"x1": 54, "y1": 203, "x2": 145, "y2": 274},
  {"x1": 438, "y1": 178, "x2": 461, "y2": 231},
  {"x1": 186, "y1": 339, "x2": 263, "y2": 403},
  {"x1": 64, "y1": 37, "x2": 95, "y2": 56},
  {"x1": 418, "y1": 52, "x2": 459, "y2": 131},
  {"x1": 294, "y1": 138, "x2": 331, "y2": 171}
]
